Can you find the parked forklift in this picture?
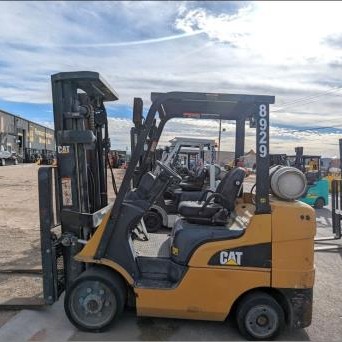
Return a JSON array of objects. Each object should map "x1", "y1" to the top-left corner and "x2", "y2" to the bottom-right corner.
[
  {"x1": 142, "y1": 137, "x2": 220, "y2": 232},
  {"x1": 0, "y1": 133, "x2": 18, "y2": 166},
  {"x1": 39, "y1": 71, "x2": 316, "y2": 340},
  {"x1": 291, "y1": 147, "x2": 329, "y2": 209},
  {"x1": 269, "y1": 153, "x2": 289, "y2": 167}
]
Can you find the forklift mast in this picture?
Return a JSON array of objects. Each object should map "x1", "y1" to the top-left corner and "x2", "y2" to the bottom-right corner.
[
  {"x1": 131, "y1": 97, "x2": 144, "y2": 154},
  {"x1": 294, "y1": 146, "x2": 304, "y2": 171},
  {"x1": 51, "y1": 72, "x2": 119, "y2": 214},
  {"x1": 130, "y1": 97, "x2": 160, "y2": 187},
  {"x1": 131, "y1": 98, "x2": 144, "y2": 187},
  {"x1": 38, "y1": 71, "x2": 119, "y2": 303}
]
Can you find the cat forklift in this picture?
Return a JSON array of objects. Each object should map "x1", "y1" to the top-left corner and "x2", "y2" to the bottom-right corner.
[{"x1": 39, "y1": 71, "x2": 316, "y2": 340}]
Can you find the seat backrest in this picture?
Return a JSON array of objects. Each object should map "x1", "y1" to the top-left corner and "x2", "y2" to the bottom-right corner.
[
  {"x1": 125, "y1": 172, "x2": 156, "y2": 201},
  {"x1": 195, "y1": 165, "x2": 206, "y2": 179},
  {"x1": 137, "y1": 172, "x2": 156, "y2": 199},
  {"x1": 214, "y1": 167, "x2": 246, "y2": 211}
]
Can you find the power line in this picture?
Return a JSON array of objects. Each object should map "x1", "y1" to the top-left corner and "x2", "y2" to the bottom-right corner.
[
  {"x1": 273, "y1": 86, "x2": 342, "y2": 110},
  {"x1": 292, "y1": 125, "x2": 342, "y2": 132},
  {"x1": 271, "y1": 86, "x2": 342, "y2": 113}
]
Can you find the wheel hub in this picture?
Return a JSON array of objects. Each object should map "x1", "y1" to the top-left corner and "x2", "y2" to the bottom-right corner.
[
  {"x1": 245, "y1": 305, "x2": 278, "y2": 338},
  {"x1": 256, "y1": 314, "x2": 269, "y2": 327},
  {"x1": 68, "y1": 279, "x2": 117, "y2": 329},
  {"x1": 83, "y1": 294, "x2": 103, "y2": 314}
]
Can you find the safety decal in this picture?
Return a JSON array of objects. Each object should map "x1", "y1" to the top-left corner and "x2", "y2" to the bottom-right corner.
[
  {"x1": 171, "y1": 246, "x2": 179, "y2": 256},
  {"x1": 61, "y1": 177, "x2": 73, "y2": 206}
]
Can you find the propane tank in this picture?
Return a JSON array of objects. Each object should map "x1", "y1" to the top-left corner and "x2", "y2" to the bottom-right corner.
[{"x1": 269, "y1": 165, "x2": 307, "y2": 201}]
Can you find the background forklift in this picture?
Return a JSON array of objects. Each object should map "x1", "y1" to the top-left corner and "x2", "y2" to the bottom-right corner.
[
  {"x1": 39, "y1": 71, "x2": 316, "y2": 340},
  {"x1": 291, "y1": 147, "x2": 329, "y2": 209},
  {"x1": 269, "y1": 148, "x2": 329, "y2": 209},
  {"x1": 269, "y1": 153, "x2": 289, "y2": 167},
  {"x1": 143, "y1": 137, "x2": 220, "y2": 232},
  {"x1": 163, "y1": 136, "x2": 219, "y2": 187}
]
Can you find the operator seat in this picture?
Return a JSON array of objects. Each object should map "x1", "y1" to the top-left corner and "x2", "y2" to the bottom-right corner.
[
  {"x1": 179, "y1": 164, "x2": 207, "y2": 191},
  {"x1": 177, "y1": 167, "x2": 246, "y2": 225}
]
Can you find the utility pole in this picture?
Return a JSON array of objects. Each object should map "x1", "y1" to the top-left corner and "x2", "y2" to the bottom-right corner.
[
  {"x1": 339, "y1": 139, "x2": 342, "y2": 171},
  {"x1": 217, "y1": 118, "x2": 222, "y2": 164}
]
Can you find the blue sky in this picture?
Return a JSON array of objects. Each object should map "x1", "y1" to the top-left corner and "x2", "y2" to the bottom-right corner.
[{"x1": 0, "y1": 1, "x2": 342, "y2": 156}]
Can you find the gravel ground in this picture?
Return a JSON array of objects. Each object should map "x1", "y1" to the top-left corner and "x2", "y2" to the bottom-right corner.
[{"x1": 0, "y1": 164, "x2": 125, "y2": 299}]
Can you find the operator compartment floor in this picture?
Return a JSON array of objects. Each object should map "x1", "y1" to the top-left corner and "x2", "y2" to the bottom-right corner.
[{"x1": 133, "y1": 232, "x2": 171, "y2": 258}]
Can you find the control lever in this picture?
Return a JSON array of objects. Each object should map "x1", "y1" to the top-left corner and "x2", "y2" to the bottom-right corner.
[{"x1": 132, "y1": 218, "x2": 149, "y2": 241}]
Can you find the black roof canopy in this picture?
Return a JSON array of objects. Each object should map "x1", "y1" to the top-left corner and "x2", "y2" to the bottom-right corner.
[
  {"x1": 151, "y1": 91, "x2": 275, "y2": 120},
  {"x1": 52, "y1": 71, "x2": 119, "y2": 102}
]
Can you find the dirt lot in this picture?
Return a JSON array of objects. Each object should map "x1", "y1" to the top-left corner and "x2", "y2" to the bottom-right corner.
[
  {"x1": 0, "y1": 164, "x2": 342, "y2": 341},
  {"x1": 0, "y1": 164, "x2": 125, "y2": 325}
]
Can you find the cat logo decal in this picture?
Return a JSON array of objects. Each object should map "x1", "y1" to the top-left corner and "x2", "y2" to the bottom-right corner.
[{"x1": 219, "y1": 251, "x2": 243, "y2": 266}]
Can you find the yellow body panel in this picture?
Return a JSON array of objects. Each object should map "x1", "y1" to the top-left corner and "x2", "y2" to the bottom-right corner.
[
  {"x1": 75, "y1": 195, "x2": 315, "y2": 320},
  {"x1": 270, "y1": 198, "x2": 316, "y2": 288},
  {"x1": 189, "y1": 206, "x2": 271, "y2": 267},
  {"x1": 76, "y1": 208, "x2": 112, "y2": 259},
  {"x1": 136, "y1": 267, "x2": 270, "y2": 320},
  {"x1": 136, "y1": 203, "x2": 272, "y2": 319},
  {"x1": 75, "y1": 206, "x2": 134, "y2": 285}
]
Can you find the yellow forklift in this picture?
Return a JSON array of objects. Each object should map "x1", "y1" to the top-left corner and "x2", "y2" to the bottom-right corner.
[{"x1": 39, "y1": 71, "x2": 316, "y2": 340}]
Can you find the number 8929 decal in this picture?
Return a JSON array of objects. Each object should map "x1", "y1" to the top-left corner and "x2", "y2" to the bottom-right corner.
[{"x1": 258, "y1": 104, "x2": 268, "y2": 158}]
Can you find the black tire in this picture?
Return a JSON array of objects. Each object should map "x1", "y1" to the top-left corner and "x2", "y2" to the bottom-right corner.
[
  {"x1": 64, "y1": 267, "x2": 126, "y2": 332},
  {"x1": 236, "y1": 292, "x2": 285, "y2": 341},
  {"x1": 143, "y1": 210, "x2": 163, "y2": 233},
  {"x1": 314, "y1": 197, "x2": 325, "y2": 209}
]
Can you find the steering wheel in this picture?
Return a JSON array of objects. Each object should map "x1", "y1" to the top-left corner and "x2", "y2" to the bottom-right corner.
[{"x1": 156, "y1": 160, "x2": 182, "y2": 182}]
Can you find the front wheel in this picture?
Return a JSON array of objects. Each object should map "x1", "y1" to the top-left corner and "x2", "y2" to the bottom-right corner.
[
  {"x1": 236, "y1": 292, "x2": 285, "y2": 340},
  {"x1": 314, "y1": 197, "x2": 325, "y2": 209},
  {"x1": 64, "y1": 267, "x2": 126, "y2": 332},
  {"x1": 143, "y1": 210, "x2": 163, "y2": 233}
]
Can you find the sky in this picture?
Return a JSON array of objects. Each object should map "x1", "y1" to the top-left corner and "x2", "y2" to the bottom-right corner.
[{"x1": 0, "y1": 1, "x2": 342, "y2": 157}]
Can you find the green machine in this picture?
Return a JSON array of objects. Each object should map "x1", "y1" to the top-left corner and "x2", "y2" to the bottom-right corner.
[{"x1": 290, "y1": 147, "x2": 329, "y2": 209}]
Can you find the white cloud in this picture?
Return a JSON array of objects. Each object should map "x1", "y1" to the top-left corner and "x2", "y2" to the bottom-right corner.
[
  {"x1": 0, "y1": 1, "x2": 341, "y2": 156},
  {"x1": 110, "y1": 116, "x2": 341, "y2": 157},
  {"x1": 175, "y1": 2, "x2": 342, "y2": 63}
]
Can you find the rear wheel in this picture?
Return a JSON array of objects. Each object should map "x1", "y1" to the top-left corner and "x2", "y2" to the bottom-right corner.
[
  {"x1": 1, "y1": 159, "x2": 5, "y2": 166},
  {"x1": 143, "y1": 210, "x2": 163, "y2": 233},
  {"x1": 236, "y1": 292, "x2": 285, "y2": 340},
  {"x1": 314, "y1": 197, "x2": 325, "y2": 209},
  {"x1": 64, "y1": 267, "x2": 126, "y2": 332}
]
